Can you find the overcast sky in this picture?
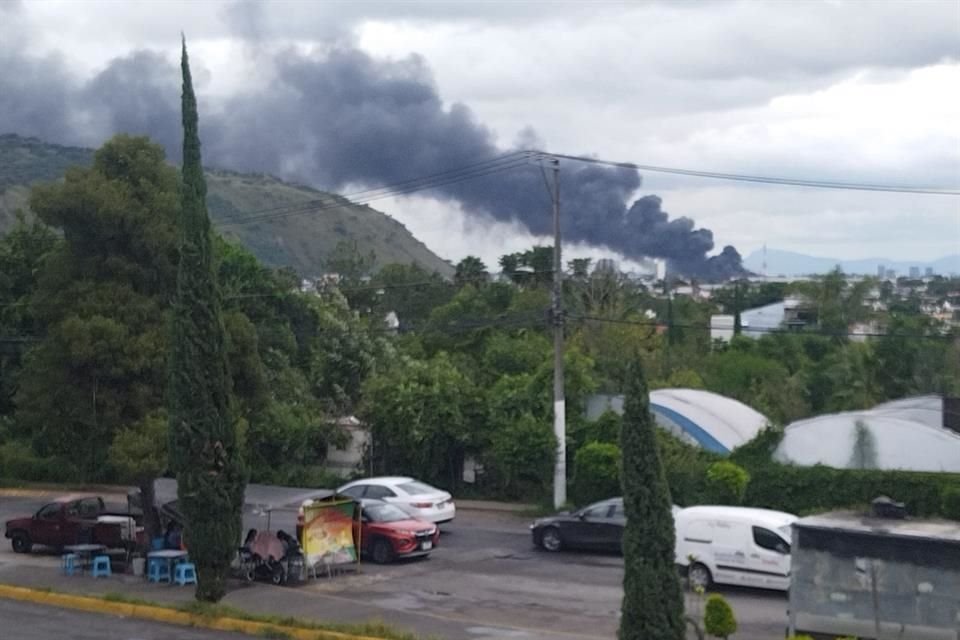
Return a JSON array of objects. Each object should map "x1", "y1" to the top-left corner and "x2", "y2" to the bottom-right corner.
[{"x1": 2, "y1": 0, "x2": 959, "y2": 267}]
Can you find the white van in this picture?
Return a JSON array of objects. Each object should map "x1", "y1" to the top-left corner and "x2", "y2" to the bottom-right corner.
[{"x1": 674, "y1": 506, "x2": 797, "y2": 591}]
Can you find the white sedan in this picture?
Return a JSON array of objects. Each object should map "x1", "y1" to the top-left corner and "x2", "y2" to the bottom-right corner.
[{"x1": 336, "y1": 477, "x2": 456, "y2": 525}]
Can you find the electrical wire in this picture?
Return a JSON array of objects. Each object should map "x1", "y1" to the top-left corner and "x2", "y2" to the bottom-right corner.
[
  {"x1": 568, "y1": 313, "x2": 959, "y2": 341},
  {"x1": 218, "y1": 153, "x2": 534, "y2": 227},
  {"x1": 541, "y1": 151, "x2": 960, "y2": 196},
  {"x1": 214, "y1": 150, "x2": 533, "y2": 223}
]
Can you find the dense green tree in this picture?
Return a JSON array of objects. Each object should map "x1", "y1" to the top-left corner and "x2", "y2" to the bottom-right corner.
[
  {"x1": 14, "y1": 136, "x2": 178, "y2": 479},
  {"x1": 371, "y1": 263, "x2": 453, "y2": 328},
  {"x1": 0, "y1": 215, "x2": 59, "y2": 417},
  {"x1": 360, "y1": 353, "x2": 483, "y2": 489},
  {"x1": 618, "y1": 353, "x2": 685, "y2": 640},
  {"x1": 454, "y1": 255, "x2": 489, "y2": 287},
  {"x1": 789, "y1": 268, "x2": 874, "y2": 338},
  {"x1": 167, "y1": 41, "x2": 245, "y2": 602},
  {"x1": 109, "y1": 410, "x2": 167, "y2": 538}
]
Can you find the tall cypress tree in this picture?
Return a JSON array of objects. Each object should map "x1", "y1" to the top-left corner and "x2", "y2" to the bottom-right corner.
[
  {"x1": 618, "y1": 354, "x2": 685, "y2": 640},
  {"x1": 168, "y1": 37, "x2": 245, "y2": 602}
]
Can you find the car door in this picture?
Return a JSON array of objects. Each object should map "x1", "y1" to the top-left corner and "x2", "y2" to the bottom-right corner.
[
  {"x1": 364, "y1": 485, "x2": 398, "y2": 503},
  {"x1": 608, "y1": 500, "x2": 627, "y2": 552},
  {"x1": 59, "y1": 500, "x2": 86, "y2": 545},
  {"x1": 564, "y1": 502, "x2": 613, "y2": 549},
  {"x1": 747, "y1": 526, "x2": 792, "y2": 589},
  {"x1": 31, "y1": 503, "x2": 63, "y2": 547}
]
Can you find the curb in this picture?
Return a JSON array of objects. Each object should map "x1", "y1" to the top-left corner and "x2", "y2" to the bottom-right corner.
[
  {"x1": 0, "y1": 584, "x2": 385, "y2": 640},
  {"x1": 456, "y1": 501, "x2": 536, "y2": 514}
]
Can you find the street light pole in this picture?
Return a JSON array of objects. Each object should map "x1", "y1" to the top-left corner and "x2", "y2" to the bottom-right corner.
[{"x1": 550, "y1": 159, "x2": 566, "y2": 509}]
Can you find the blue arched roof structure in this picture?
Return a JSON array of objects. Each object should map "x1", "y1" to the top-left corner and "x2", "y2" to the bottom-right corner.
[{"x1": 649, "y1": 389, "x2": 771, "y2": 454}]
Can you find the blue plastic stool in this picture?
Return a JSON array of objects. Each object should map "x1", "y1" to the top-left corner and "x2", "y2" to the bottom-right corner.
[
  {"x1": 91, "y1": 555, "x2": 111, "y2": 578},
  {"x1": 61, "y1": 553, "x2": 78, "y2": 576},
  {"x1": 173, "y1": 562, "x2": 197, "y2": 586},
  {"x1": 147, "y1": 557, "x2": 170, "y2": 583}
]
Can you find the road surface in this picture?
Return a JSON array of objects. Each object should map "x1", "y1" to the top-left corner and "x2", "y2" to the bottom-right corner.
[{"x1": 1, "y1": 492, "x2": 788, "y2": 639}]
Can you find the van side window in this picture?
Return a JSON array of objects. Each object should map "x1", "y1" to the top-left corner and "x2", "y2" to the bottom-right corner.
[{"x1": 753, "y1": 526, "x2": 790, "y2": 554}]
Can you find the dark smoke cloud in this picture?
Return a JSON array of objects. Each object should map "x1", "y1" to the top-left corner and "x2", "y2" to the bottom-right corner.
[{"x1": 0, "y1": 41, "x2": 745, "y2": 280}]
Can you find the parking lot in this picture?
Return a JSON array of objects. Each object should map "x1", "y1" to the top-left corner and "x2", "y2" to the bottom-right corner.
[{"x1": 0, "y1": 492, "x2": 788, "y2": 639}]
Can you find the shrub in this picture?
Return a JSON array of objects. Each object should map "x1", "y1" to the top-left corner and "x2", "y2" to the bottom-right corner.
[
  {"x1": 705, "y1": 461, "x2": 750, "y2": 505},
  {"x1": 657, "y1": 429, "x2": 716, "y2": 506},
  {"x1": 942, "y1": 486, "x2": 960, "y2": 521},
  {"x1": 703, "y1": 593, "x2": 737, "y2": 639},
  {"x1": 0, "y1": 440, "x2": 80, "y2": 482},
  {"x1": 743, "y1": 464, "x2": 960, "y2": 517},
  {"x1": 572, "y1": 442, "x2": 621, "y2": 506}
]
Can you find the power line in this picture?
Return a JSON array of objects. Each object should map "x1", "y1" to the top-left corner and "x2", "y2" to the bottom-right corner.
[
  {"x1": 218, "y1": 153, "x2": 534, "y2": 228},
  {"x1": 542, "y1": 151, "x2": 960, "y2": 196},
  {"x1": 568, "y1": 313, "x2": 959, "y2": 341}
]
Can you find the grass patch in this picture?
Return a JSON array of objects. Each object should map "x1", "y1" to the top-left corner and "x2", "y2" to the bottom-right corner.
[
  {"x1": 102, "y1": 591, "x2": 153, "y2": 606},
  {"x1": 34, "y1": 587, "x2": 430, "y2": 640},
  {"x1": 175, "y1": 601, "x2": 430, "y2": 639}
]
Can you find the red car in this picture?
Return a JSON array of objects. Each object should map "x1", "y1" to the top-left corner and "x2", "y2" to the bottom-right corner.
[
  {"x1": 297, "y1": 497, "x2": 439, "y2": 564},
  {"x1": 358, "y1": 498, "x2": 440, "y2": 564}
]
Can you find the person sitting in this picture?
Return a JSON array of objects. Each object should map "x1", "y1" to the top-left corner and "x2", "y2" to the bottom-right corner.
[{"x1": 163, "y1": 521, "x2": 183, "y2": 550}]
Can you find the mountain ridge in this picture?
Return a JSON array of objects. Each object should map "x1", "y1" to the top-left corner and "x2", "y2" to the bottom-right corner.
[
  {"x1": 0, "y1": 134, "x2": 454, "y2": 278},
  {"x1": 743, "y1": 247, "x2": 960, "y2": 277}
]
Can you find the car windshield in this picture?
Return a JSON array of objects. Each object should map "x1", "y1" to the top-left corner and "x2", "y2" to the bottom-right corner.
[
  {"x1": 398, "y1": 481, "x2": 437, "y2": 495},
  {"x1": 365, "y1": 504, "x2": 411, "y2": 523}
]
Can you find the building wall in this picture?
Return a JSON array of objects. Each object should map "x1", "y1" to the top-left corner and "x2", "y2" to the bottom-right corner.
[
  {"x1": 790, "y1": 533, "x2": 960, "y2": 639},
  {"x1": 326, "y1": 424, "x2": 369, "y2": 478}
]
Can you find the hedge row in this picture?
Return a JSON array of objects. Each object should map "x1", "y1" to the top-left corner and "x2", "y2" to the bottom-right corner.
[
  {"x1": 742, "y1": 463, "x2": 960, "y2": 517},
  {"x1": 571, "y1": 428, "x2": 960, "y2": 519}
]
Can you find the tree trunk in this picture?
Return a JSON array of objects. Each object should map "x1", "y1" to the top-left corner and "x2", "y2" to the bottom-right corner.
[{"x1": 139, "y1": 478, "x2": 161, "y2": 541}]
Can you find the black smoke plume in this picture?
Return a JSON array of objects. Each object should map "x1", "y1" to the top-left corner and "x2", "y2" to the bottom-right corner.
[{"x1": 0, "y1": 41, "x2": 745, "y2": 280}]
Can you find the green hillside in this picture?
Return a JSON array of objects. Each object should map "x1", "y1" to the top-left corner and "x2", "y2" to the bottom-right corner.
[{"x1": 0, "y1": 134, "x2": 453, "y2": 277}]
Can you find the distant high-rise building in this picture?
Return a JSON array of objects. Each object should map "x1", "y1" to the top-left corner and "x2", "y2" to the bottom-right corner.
[
  {"x1": 877, "y1": 264, "x2": 885, "y2": 279},
  {"x1": 885, "y1": 269, "x2": 896, "y2": 279},
  {"x1": 595, "y1": 258, "x2": 618, "y2": 274},
  {"x1": 909, "y1": 266, "x2": 921, "y2": 279},
  {"x1": 925, "y1": 267, "x2": 934, "y2": 277}
]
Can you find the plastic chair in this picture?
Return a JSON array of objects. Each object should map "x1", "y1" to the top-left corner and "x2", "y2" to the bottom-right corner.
[
  {"x1": 91, "y1": 555, "x2": 111, "y2": 578},
  {"x1": 61, "y1": 553, "x2": 78, "y2": 576},
  {"x1": 173, "y1": 562, "x2": 197, "y2": 586},
  {"x1": 147, "y1": 557, "x2": 170, "y2": 583}
]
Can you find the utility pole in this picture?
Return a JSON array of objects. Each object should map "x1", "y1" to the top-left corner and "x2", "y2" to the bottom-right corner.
[{"x1": 550, "y1": 158, "x2": 566, "y2": 509}]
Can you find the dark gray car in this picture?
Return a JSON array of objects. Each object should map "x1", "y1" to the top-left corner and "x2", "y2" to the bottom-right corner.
[{"x1": 530, "y1": 497, "x2": 625, "y2": 553}]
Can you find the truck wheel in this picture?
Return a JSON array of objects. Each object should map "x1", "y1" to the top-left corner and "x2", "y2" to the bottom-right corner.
[{"x1": 10, "y1": 531, "x2": 32, "y2": 554}]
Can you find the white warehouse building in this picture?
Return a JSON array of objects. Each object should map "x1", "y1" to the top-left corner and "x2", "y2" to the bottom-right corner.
[{"x1": 774, "y1": 395, "x2": 960, "y2": 473}]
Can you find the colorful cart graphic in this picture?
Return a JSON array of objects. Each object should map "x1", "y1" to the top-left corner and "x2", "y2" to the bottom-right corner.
[{"x1": 302, "y1": 499, "x2": 359, "y2": 568}]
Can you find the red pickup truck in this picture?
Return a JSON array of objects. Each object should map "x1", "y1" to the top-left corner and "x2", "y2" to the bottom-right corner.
[{"x1": 4, "y1": 495, "x2": 137, "y2": 553}]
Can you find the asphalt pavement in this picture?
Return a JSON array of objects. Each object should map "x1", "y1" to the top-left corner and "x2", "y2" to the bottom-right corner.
[
  {"x1": 0, "y1": 492, "x2": 788, "y2": 640},
  {"x1": 0, "y1": 598, "x2": 253, "y2": 640}
]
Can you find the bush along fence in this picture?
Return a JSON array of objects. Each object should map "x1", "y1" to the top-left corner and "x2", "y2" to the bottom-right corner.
[{"x1": 572, "y1": 423, "x2": 960, "y2": 519}]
